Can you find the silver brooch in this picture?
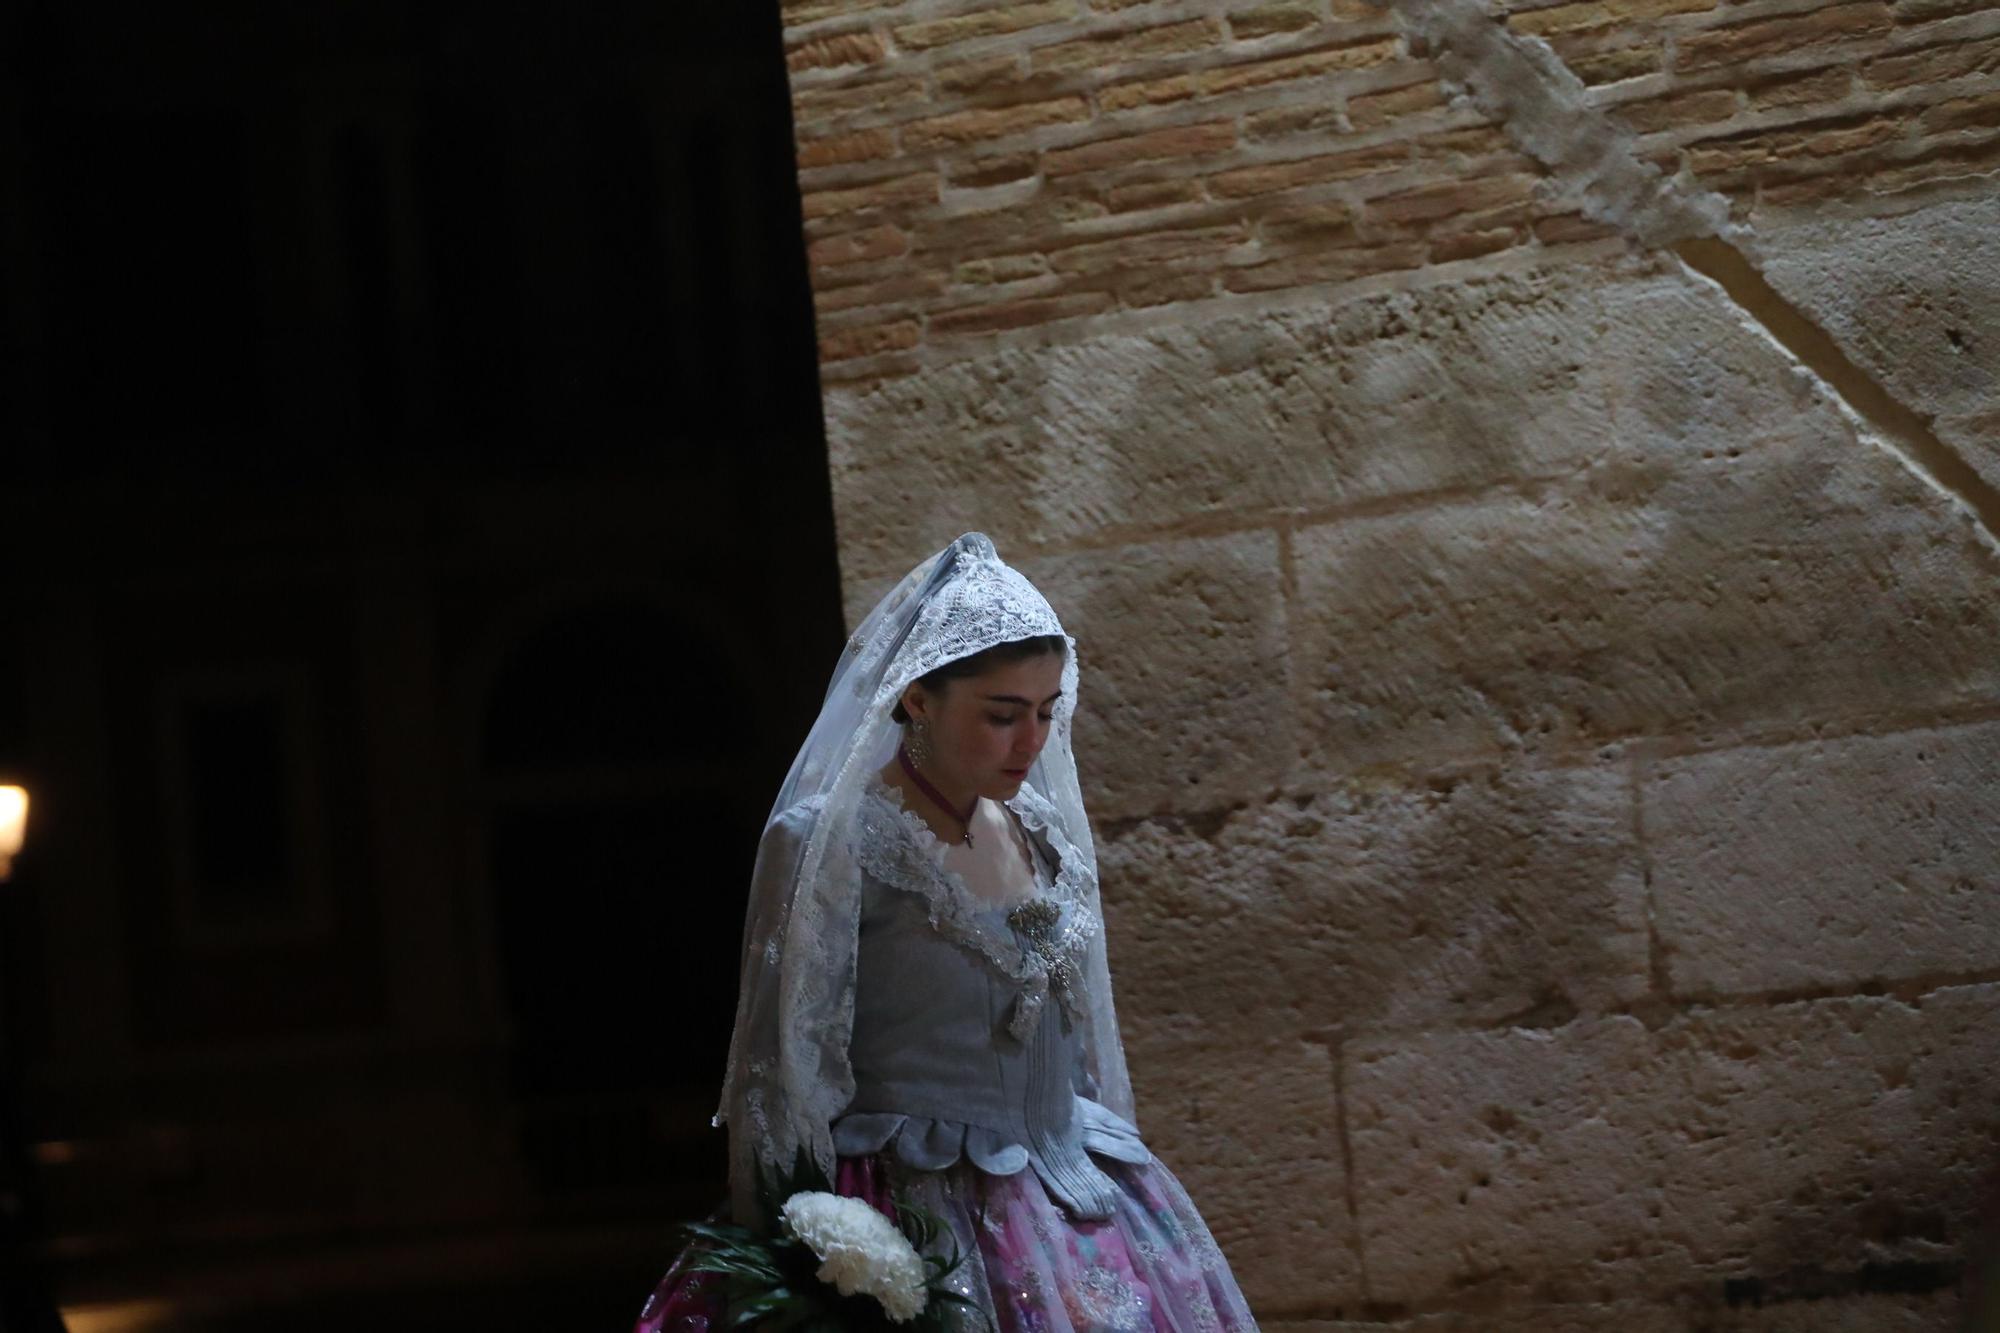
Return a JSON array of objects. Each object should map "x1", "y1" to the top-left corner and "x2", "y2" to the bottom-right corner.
[{"x1": 1007, "y1": 895, "x2": 1078, "y2": 1010}]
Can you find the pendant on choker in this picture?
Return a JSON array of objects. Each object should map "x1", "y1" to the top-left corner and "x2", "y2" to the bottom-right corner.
[{"x1": 897, "y1": 744, "x2": 976, "y2": 847}]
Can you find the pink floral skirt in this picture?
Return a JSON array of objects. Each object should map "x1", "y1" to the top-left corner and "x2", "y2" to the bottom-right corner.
[{"x1": 633, "y1": 1151, "x2": 1258, "y2": 1333}]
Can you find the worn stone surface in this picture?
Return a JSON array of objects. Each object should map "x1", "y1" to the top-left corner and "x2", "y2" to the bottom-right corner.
[
  {"x1": 1267, "y1": 1308, "x2": 1682, "y2": 1332},
  {"x1": 825, "y1": 262, "x2": 1629, "y2": 583},
  {"x1": 1290, "y1": 265, "x2": 2000, "y2": 772},
  {"x1": 1264, "y1": 1290, "x2": 1963, "y2": 1329},
  {"x1": 827, "y1": 239, "x2": 2000, "y2": 1324},
  {"x1": 1706, "y1": 1290, "x2": 1968, "y2": 1329},
  {"x1": 1128, "y1": 1031, "x2": 1357, "y2": 1311},
  {"x1": 1647, "y1": 719, "x2": 2000, "y2": 999},
  {"x1": 1098, "y1": 759, "x2": 1647, "y2": 1034},
  {"x1": 1010, "y1": 531, "x2": 1292, "y2": 819},
  {"x1": 1750, "y1": 194, "x2": 2000, "y2": 497},
  {"x1": 1345, "y1": 983, "x2": 2000, "y2": 1305},
  {"x1": 1269, "y1": 1313, "x2": 1674, "y2": 1332},
  {"x1": 1269, "y1": 1313, "x2": 1681, "y2": 1332}
]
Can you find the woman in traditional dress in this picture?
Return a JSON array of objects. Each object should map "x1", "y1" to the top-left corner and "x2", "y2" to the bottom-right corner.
[{"x1": 634, "y1": 532, "x2": 1258, "y2": 1333}]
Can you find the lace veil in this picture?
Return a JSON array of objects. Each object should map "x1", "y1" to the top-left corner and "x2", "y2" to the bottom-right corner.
[{"x1": 712, "y1": 532, "x2": 1134, "y2": 1223}]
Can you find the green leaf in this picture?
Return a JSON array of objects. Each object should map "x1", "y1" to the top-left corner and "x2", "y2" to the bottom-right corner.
[{"x1": 684, "y1": 1222, "x2": 764, "y2": 1252}]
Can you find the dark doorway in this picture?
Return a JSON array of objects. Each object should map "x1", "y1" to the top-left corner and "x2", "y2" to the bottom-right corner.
[{"x1": 1, "y1": 0, "x2": 845, "y2": 1325}]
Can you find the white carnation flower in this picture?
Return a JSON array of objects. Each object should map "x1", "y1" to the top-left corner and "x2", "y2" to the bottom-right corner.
[{"x1": 779, "y1": 1191, "x2": 930, "y2": 1323}]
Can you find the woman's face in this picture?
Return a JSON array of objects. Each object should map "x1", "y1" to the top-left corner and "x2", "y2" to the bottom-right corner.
[{"x1": 904, "y1": 652, "x2": 1065, "y2": 801}]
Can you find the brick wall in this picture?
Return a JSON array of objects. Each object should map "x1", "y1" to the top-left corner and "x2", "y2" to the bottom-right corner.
[
  {"x1": 779, "y1": 1, "x2": 2000, "y2": 1327},
  {"x1": 786, "y1": 0, "x2": 2000, "y2": 378}
]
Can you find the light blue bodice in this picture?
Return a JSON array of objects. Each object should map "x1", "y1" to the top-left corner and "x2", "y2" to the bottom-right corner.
[{"x1": 831, "y1": 784, "x2": 1149, "y2": 1220}]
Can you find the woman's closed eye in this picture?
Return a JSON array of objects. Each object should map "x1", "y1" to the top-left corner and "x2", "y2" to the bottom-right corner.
[{"x1": 987, "y1": 713, "x2": 1056, "y2": 726}]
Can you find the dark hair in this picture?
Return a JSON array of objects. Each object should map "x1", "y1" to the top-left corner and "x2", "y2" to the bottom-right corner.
[{"x1": 891, "y1": 634, "x2": 1066, "y2": 724}]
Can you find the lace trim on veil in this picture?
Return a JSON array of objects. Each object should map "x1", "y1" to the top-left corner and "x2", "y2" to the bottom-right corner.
[{"x1": 855, "y1": 775, "x2": 1101, "y2": 1040}]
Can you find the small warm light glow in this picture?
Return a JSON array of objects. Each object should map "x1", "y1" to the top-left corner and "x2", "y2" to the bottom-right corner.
[
  {"x1": 33, "y1": 1139, "x2": 78, "y2": 1166},
  {"x1": 62, "y1": 1301, "x2": 180, "y2": 1333},
  {"x1": 0, "y1": 785, "x2": 25, "y2": 882}
]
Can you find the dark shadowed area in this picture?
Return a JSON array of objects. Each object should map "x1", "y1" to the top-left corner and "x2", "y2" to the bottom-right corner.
[{"x1": 0, "y1": 2, "x2": 841, "y2": 1328}]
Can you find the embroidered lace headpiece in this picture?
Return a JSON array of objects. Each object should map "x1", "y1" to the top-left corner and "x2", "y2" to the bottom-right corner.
[{"x1": 712, "y1": 533, "x2": 1133, "y2": 1224}]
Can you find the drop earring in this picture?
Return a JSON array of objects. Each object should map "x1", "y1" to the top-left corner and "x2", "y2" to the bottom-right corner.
[{"x1": 906, "y1": 716, "x2": 933, "y2": 767}]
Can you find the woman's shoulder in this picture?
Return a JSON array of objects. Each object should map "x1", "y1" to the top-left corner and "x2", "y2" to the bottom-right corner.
[
  {"x1": 758, "y1": 794, "x2": 832, "y2": 863},
  {"x1": 761, "y1": 781, "x2": 906, "y2": 859}
]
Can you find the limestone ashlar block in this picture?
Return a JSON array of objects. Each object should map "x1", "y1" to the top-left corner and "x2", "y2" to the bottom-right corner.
[
  {"x1": 1020, "y1": 531, "x2": 1291, "y2": 818},
  {"x1": 1291, "y1": 268, "x2": 2000, "y2": 770},
  {"x1": 1128, "y1": 1032, "x2": 1358, "y2": 1311},
  {"x1": 1647, "y1": 719, "x2": 2000, "y2": 999},
  {"x1": 1098, "y1": 760, "x2": 1647, "y2": 1035},
  {"x1": 1344, "y1": 984, "x2": 2000, "y2": 1305},
  {"x1": 1749, "y1": 195, "x2": 2000, "y2": 497},
  {"x1": 824, "y1": 264, "x2": 1625, "y2": 582}
]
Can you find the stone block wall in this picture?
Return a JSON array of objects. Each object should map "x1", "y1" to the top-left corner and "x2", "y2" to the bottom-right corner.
[{"x1": 777, "y1": 0, "x2": 2000, "y2": 1325}]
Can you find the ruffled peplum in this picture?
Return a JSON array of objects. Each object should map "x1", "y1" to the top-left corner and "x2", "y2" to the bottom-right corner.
[
  {"x1": 832, "y1": 1095, "x2": 1150, "y2": 1172},
  {"x1": 830, "y1": 1096, "x2": 1151, "y2": 1220}
]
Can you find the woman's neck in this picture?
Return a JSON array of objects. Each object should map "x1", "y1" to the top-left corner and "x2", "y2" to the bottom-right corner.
[{"x1": 879, "y1": 758, "x2": 979, "y2": 843}]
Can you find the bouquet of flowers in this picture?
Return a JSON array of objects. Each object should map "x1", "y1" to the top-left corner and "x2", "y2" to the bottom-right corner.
[{"x1": 681, "y1": 1150, "x2": 990, "y2": 1333}]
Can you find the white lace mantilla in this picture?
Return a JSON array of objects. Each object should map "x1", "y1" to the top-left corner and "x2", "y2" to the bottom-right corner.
[
  {"x1": 852, "y1": 536, "x2": 1075, "y2": 725},
  {"x1": 855, "y1": 775, "x2": 1101, "y2": 1041}
]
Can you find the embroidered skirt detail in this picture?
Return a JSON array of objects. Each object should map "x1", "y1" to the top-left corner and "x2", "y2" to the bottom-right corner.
[{"x1": 633, "y1": 1150, "x2": 1258, "y2": 1333}]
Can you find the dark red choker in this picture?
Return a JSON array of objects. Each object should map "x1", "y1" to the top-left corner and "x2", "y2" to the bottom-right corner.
[{"x1": 897, "y1": 745, "x2": 976, "y2": 847}]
